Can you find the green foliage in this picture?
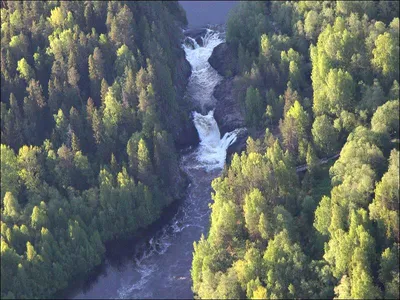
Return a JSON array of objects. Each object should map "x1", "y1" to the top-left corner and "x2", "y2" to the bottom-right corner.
[
  {"x1": 243, "y1": 188, "x2": 267, "y2": 238},
  {"x1": 193, "y1": 2, "x2": 399, "y2": 300},
  {"x1": 0, "y1": 1, "x2": 189, "y2": 299},
  {"x1": 16, "y1": 58, "x2": 34, "y2": 81},
  {"x1": 315, "y1": 68, "x2": 355, "y2": 116},
  {"x1": 379, "y1": 245, "x2": 399, "y2": 298},
  {"x1": 137, "y1": 138, "x2": 154, "y2": 185},
  {"x1": 312, "y1": 115, "x2": 340, "y2": 156},
  {"x1": 314, "y1": 196, "x2": 332, "y2": 236},
  {"x1": 226, "y1": 2, "x2": 268, "y2": 52},
  {"x1": 3, "y1": 192, "x2": 20, "y2": 222},
  {"x1": 304, "y1": 10, "x2": 320, "y2": 41},
  {"x1": 371, "y1": 99, "x2": 399, "y2": 136},
  {"x1": 2, "y1": 2, "x2": 400, "y2": 299},
  {"x1": 262, "y1": 230, "x2": 311, "y2": 298},
  {"x1": 1, "y1": 145, "x2": 20, "y2": 201},
  {"x1": 280, "y1": 100, "x2": 310, "y2": 161},
  {"x1": 369, "y1": 150, "x2": 399, "y2": 242},
  {"x1": 372, "y1": 32, "x2": 399, "y2": 79},
  {"x1": 48, "y1": 7, "x2": 66, "y2": 28},
  {"x1": 358, "y1": 79, "x2": 385, "y2": 114}
]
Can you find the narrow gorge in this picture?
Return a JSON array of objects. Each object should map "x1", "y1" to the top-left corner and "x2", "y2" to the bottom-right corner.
[{"x1": 65, "y1": 29, "x2": 242, "y2": 299}]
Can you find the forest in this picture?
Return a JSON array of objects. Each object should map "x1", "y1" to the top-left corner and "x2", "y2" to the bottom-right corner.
[
  {"x1": 192, "y1": 1, "x2": 399, "y2": 299},
  {"x1": 0, "y1": 1, "x2": 190, "y2": 298},
  {"x1": 1, "y1": 1, "x2": 399, "y2": 299}
]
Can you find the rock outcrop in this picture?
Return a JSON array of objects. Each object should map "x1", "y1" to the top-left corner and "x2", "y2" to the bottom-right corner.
[
  {"x1": 209, "y1": 41, "x2": 248, "y2": 158},
  {"x1": 208, "y1": 42, "x2": 237, "y2": 77},
  {"x1": 184, "y1": 28, "x2": 207, "y2": 47},
  {"x1": 227, "y1": 128, "x2": 248, "y2": 159},
  {"x1": 213, "y1": 78, "x2": 245, "y2": 134},
  {"x1": 213, "y1": 78, "x2": 248, "y2": 158}
]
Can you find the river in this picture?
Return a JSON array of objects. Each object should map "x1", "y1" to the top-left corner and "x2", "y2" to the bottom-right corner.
[{"x1": 63, "y1": 30, "x2": 240, "y2": 299}]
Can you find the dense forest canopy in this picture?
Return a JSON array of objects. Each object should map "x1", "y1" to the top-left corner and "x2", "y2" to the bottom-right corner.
[
  {"x1": 0, "y1": 1, "x2": 190, "y2": 299},
  {"x1": 192, "y1": 1, "x2": 399, "y2": 299},
  {"x1": 1, "y1": 1, "x2": 399, "y2": 299}
]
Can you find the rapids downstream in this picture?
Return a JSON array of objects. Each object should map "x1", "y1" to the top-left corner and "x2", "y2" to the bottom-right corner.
[{"x1": 66, "y1": 29, "x2": 239, "y2": 299}]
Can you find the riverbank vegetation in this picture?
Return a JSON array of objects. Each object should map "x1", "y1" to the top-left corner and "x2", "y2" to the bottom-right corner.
[
  {"x1": 192, "y1": 1, "x2": 399, "y2": 298},
  {"x1": 0, "y1": 1, "x2": 190, "y2": 298}
]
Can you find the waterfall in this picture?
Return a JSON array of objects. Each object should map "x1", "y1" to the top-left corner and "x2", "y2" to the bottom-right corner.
[
  {"x1": 183, "y1": 29, "x2": 239, "y2": 171},
  {"x1": 193, "y1": 110, "x2": 240, "y2": 170}
]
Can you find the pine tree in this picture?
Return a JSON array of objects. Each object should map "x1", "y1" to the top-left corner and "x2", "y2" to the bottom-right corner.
[
  {"x1": 283, "y1": 84, "x2": 299, "y2": 116},
  {"x1": 126, "y1": 133, "x2": 141, "y2": 177},
  {"x1": 110, "y1": 153, "x2": 118, "y2": 175},
  {"x1": 91, "y1": 108, "x2": 103, "y2": 145},
  {"x1": 71, "y1": 131, "x2": 80, "y2": 153},
  {"x1": 245, "y1": 86, "x2": 263, "y2": 128},
  {"x1": 88, "y1": 47, "x2": 105, "y2": 104},
  {"x1": 137, "y1": 138, "x2": 153, "y2": 184},
  {"x1": 100, "y1": 78, "x2": 109, "y2": 107},
  {"x1": 306, "y1": 143, "x2": 320, "y2": 177}
]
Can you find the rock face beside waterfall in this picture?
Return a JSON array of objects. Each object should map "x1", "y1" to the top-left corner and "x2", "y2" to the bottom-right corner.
[
  {"x1": 213, "y1": 78, "x2": 248, "y2": 156},
  {"x1": 210, "y1": 41, "x2": 248, "y2": 156},
  {"x1": 173, "y1": 46, "x2": 200, "y2": 149},
  {"x1": 213, "y1": 78, "x2": 244, "y2": 134}
]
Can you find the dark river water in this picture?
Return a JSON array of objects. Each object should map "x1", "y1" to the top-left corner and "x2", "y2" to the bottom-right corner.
[
  {"x1": 179, "y1": 1, "x2": 238, "y2": 28},
  {"x1": 62, "y1": 25, "x2": 241, "y2": 299}
]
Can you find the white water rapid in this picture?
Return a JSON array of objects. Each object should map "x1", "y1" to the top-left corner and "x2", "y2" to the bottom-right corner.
[{"x1": 67, "y1": 28, "x2": 238, "y2": 300}]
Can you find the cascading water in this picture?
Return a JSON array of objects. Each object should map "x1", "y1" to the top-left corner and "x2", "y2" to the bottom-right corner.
[
  {"x1": 193, "y1": 110, "x2": 240, "y2": 170},
  {"x1": 185, "y1": 29, "x2": 241, "y2": 170},
  {"x1": 66, "y1": 29, "x2": 240, "y2": 300}
]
